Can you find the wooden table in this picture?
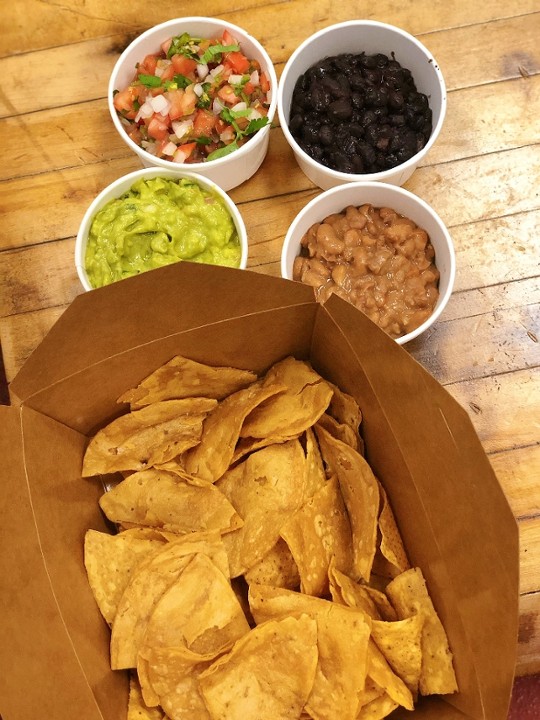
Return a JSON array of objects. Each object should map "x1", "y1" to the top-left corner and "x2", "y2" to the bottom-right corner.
[{"x1": 1, "y1": 0, "x2": 539, "y2": 676}]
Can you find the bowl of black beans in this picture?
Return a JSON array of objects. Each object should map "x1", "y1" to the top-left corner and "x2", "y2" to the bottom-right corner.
[{"x1": 278, "y1": 21, "x2": 446, "y2": 190}]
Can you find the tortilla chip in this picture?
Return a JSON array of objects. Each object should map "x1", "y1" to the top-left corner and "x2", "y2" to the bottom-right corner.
[
  {"x1": 110, "y1": 533, "x2": 229, "y2": 669},
  {"x1": 315, "y1": 425, "x2": 379, "y2": 582},
  {"x1": 128, "y1": 673, "x2": 166, "y2": 720},
  {"x1": 84, "y1": 528, "x2": 167, "y2": 625},
  {"x1": 356, "y1": 677, "x2": 386, "y2": 709},
  {"x1": 377, "y1": 484, "x2": 410, "y2": 576},
  {"x1": 217, "y1": 440, "x2": 307, "y2": 577},
  {"x1": 316, "y1": 412, "x2": 362, "y2": 452},
  {"x1": 303, "y1": 427, "x2": 327, "y2": 500},
  {"x1": 141, "y1": 553, "x2": 250, "y2": 656},
  {"x1": 280, "y1": 475, "x2": 353, "y2": 597},
  {"x1": 240, "y1": 357, "x2": 333, "y2": 440},
  {"x1": 328, "y1": 564, "x2": 397, "y2": 622},
  {"x1": 138, "y1": 645, "x2": 213, "y2": 720},
  {"x1": 371, "y1": 614, "x2": 424, "y2": 696},
  {"x1": 356, "y1": 692, "x2": 398, "y2": 719},
  {"x1": 248, "y1": 585, "x2": 371, "y2": 720},
  {"x1": 198, "y1": 615, "x2": 318, "y2": 720},
  {"x1": 184, "y1": 380, "x2": 286, "y2": 483},
  {"x1": 82, "y1": 398, "x2": 217, "y2": 476},
  {"x1": 118, "y1": 355, "x2": 258, "y2": 408},
  {"x1": 367, "y1": 640, "x2": 414, "y2": 710},
  {"x1": 99, "y1": 469, "x2": 242, "y2": 535},
  {"x1": 244, "y1": 538, "x2": 300, "y2": 590},
  {"x1": 385, "y1": 567, "x2": 458, "y2": 695}
]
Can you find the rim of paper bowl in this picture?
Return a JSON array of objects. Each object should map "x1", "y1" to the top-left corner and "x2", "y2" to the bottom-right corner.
[
  {"x1": 281, "y1": 181, "x2": 456, "y2": 345},
  {"x1": 277, "y1": 20, "x2": 447, "y2": 190},
  {"x1": 75, "y1": 167, "x2": 249, "y2": 292},
  {"x1": 108, "y1": 17, "x2": 278, "y2": 191}
]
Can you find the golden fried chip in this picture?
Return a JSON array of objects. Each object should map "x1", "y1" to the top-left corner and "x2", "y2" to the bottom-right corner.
[
  {"x1": 326, "y1": 382, "x2": 364, "y2": 454},
  {"x1": 118, "y1": 355, "x2": 258, "y2": 408},
  {"x1": 217, "y1": 440, "x2": 307, "y2": 577},
  {"x1": 315, "y1": 425, "x2": 379, "y2": 582},
  {"x1": 99, "y1": 469, "x2": 242, "y2": 535},
  {"x1": 328, "y1": 564, "x2": 397, "y2": 622},
  {"x1": 240, "y1": 357, "x2": 333, "y2": 440},
  {"x1": 128, "y1": 673, "x2": 166, "y2": 720},
  {"x1": 244, "y1": 538, "x2": 300, "y2": 590},
  {"x1": 315, "y1": 412, "x2": 361, "y2": 452},
  {"x1": 371, "y1": 614, "x2": 424, "y2": 696},
  {"x1": 184, "y1": 380, "x2": 286, "y2": 483},
  {"x1": 138, "y1": 645, "x2": 213, "y2": 720},
  {"x1": 367, "y1": 640, "x2": 414, "y2": 710},
  {"x1": 356, "y1": 692, "x2": 398, "y2": 719},
  {"x1": 84, "y1": 528, "x2": 167, "y2": 625},
  {"x1": 302, "y1": 427, "x2": 327, "y2": 500},
  {"x1": 377, "y1": 484, "x2": 410, "y2": 576},
  {"x1": 356, "y1": 677, "x2": 385, "y2": 709},
  {"x1": 142, "y1": 553, "x2": 250, "y2": 656},
  {"x1": 110, "y1": 533, "x2": 229, "y2": 669},
  {"x1": 248, "y1": 585, "x2": 371, "y2": 720},
  {"x1": 280, "y1": 475, "x2": 353, "y2": 597},
  {"x1": 198, "y1": 615, "x2": 318, "y2": 720},
  {"x1": 385, "y1": 567, "x2": 458, "y2": 695},
  {"x1": 82, "y1": 398, "x2": 217, "y2": 476}
]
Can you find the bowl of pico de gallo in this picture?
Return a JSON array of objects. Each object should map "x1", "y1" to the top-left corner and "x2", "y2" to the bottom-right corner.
[{"x1": 109, "y1": 17, "x2": 278, "y2": 191}]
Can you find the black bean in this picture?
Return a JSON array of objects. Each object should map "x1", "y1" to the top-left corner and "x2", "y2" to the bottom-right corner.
[
  {"x1": 318, "y1": 125, "x2": 334, "y2": 145},
  {"x1": 311, "y1": 86, "x2": 331, "y2": 112},
  {"x1": 328, "y1": 99, "x2": 353, "y2": 122},
  {"x1": 289, "y1": 113, "x2": 304, "y2": 134}
]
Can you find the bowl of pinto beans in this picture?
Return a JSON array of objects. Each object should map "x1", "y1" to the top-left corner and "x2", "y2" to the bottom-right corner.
[{"x1": 109, "y1": 17, "x2": 278, "y2": 191}]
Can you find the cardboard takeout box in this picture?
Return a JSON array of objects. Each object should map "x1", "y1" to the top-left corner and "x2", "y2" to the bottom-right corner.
[{"x1": 0, "y1": 262, "x2": 518, "y2": 720}]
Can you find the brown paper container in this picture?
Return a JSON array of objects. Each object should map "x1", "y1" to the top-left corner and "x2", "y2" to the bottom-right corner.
[{"x1": 0, "y1": 262, "x2": 519, "y2": 719}]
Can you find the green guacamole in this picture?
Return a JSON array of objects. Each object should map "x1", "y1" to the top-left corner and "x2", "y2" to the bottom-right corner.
[{"x1": 85, "y1": 177, "x2": 241, "y2": 288}]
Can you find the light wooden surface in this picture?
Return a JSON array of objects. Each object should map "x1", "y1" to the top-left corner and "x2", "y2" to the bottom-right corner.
[{"x1": 1, "y1": 0, "x2": 539, "y2": 676}]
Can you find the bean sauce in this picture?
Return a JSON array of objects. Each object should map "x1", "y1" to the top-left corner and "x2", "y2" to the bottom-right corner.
[
  {"x1": 292, "y1": 204, "x2": 440, "y2": 339},
  {"x1": 289, "y1": 52, "x2": 432, "y2": 174}
]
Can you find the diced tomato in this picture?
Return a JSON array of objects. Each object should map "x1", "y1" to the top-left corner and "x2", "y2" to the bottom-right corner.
[
  {"x1": 173, "y1": 142, "x2": 197, "y2": 163},
  {"x1": 222, "y1": 29, "x2": 237, "y2": 46},
  {"x1": 127, "y1": 126, "x2": 143, "y2": 145},
  {"x1": 260, "y1": 71, "x2": 270, "y2": 93},
  {"x1": 217, "y1": 84, "x2": 240, "y2": 105},
  {"x1": 178, "y1": 84, "x2": 197, "y2": 117},
  {"x1": 138, "y1": 54, "x2": 158, "y2": 75},
  {"x1": 161, "y1": 39, "x2": 172, "y2": 56},
  {"x1": 166, "y1": 89, "x2": 186, "y2": 121},
  {"x1": 215, "y1": 117, "x2": 229, "y2": 135},
  {"x1": 225, "y1": 51, "x2": 250, "y2": 74},
  {"x1": 159, "y1": 63, "x2": 176, "y2": 82},
  {"x1": 192, "y1": 109, "x2": 217, "y2": 137},
  {"x1": 171, "y1": 54, "x2": 198, "y2": 76},
  {"x1": 113, "y1": 87, "x2": 138, "y2": 115},
  {"x1": 243, "y1": 81, "x2": 255, "y2": 95},
  {"x1": 147, "y1": 114, "x2": 170, "y2": 140}
]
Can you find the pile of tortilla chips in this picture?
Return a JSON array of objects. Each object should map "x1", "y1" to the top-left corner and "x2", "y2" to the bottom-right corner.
[{"x1": 82, "y1": 354, "x2": 458, "y2": 720}]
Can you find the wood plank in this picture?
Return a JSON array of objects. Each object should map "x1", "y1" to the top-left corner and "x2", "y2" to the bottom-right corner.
[
  {"x1": 443, "y1": 367, "x2": 540, "y2": 454},
  {"x1": 3, "y1": 12, "x2": 539, "y2": 120},
  {"x1": 520, "y1": 517, "x2": 540, "y2": 595},
  {"x1": 517, "y1": 591, "x2": 540, "y2": 676},
  {"x1": 489, "y1": 444, "x2": 540, "y2": 520},
  {"x1": 3, "y1": 1, "x2": 539, "y2": 57}
]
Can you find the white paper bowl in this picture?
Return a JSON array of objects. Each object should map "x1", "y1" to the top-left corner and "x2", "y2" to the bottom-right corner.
[
  {"x1": 278, "y1": 20, "x2": 446, "y2": 190},
  {"x1": 109, "y1": 17, "x2": 278, "y2": 191},
  {"x1": 281, "y1": 182, "x2": 455, "y2": 344},
  {"x1": 76, "y1": 167, "x2": 248, "y2": 291}
]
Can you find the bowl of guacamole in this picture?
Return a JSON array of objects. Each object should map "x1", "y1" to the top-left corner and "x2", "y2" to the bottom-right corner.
[{"x1": 76, "y1": 168, "x2": 248, "y2": 291}]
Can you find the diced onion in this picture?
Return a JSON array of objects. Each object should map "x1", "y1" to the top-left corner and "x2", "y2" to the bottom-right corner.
[
  {"x1": 232, "y1": 101, "x2": 247, "y2": 112},
  {"x1": 150, "y1": 94, "x2": 170, "y2": 115},
  {"x1": 210, "y1": 64, "x2": 224, "y2": 77},
  {"x1": 248, "y1": 108, "x2": 263, "y2": 120},
  {"x1": 141, "y1": 141, "x2": 158, "y2": 155},
  {"x1": 250, "y1": 70, "x2": 260, "y2": 86},
  {"x1": 135, "y1": 100, "x2": 154, "y2": 123},
  {"x1": 212, "y1": 97, "x2": 225, "y2": 115},
  {"x1": 173, "y1": 147, "x2": 189, "y2": 163},
  {"x1": 196, "y1": 63, "x2": 209, "y2": 79},
  {"x1": 229, "y1": 74, "x2": 243, "y2": 85},
  {"x1": 161, "y1": 141, "x2": 177, "y2": 156},
  {"x1": 171, "y1": 119, "x2": 194, "y2": 140},
  {"x1": 193, "y1": 83, "x2": 204, "y2": 97}
]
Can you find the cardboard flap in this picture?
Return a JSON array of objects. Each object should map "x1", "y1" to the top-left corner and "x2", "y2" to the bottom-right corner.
[
  {"x1": 10, "y1": 263, "x2": 314, "y2": 405},
  {"x1": 318, "y1": 295, "x2": 519, "y2": 720},
  {"x1": 0, "y1": 406, "x2": 127, "y2": 720}
]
